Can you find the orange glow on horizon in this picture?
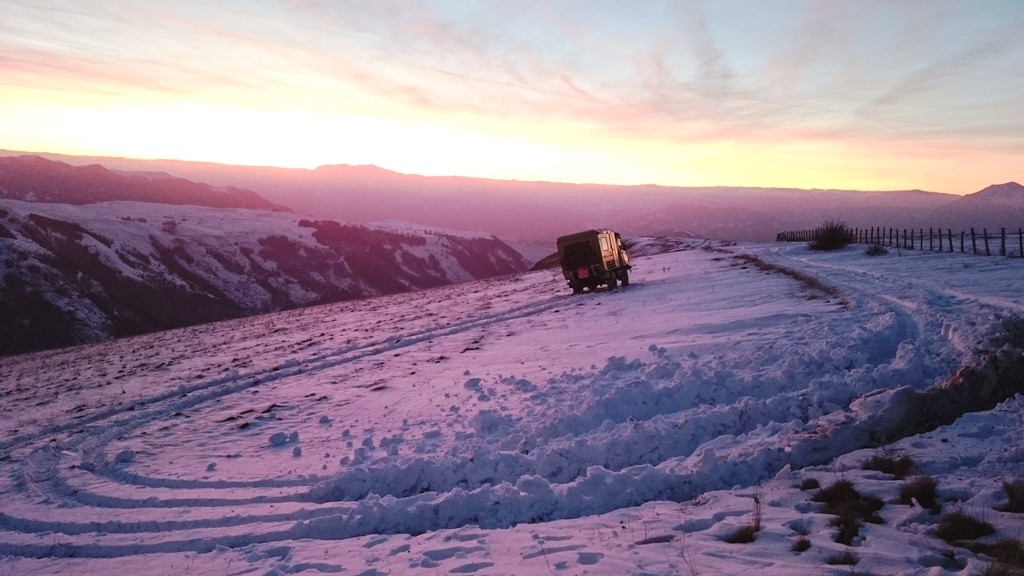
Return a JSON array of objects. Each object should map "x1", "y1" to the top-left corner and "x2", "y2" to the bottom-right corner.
[
  {"x1": 2, "y1": 83, "x2": 1016, "y2": 196},
  {"x1": 2, "y1": 2, "x2": 1021, "y2": 195}
]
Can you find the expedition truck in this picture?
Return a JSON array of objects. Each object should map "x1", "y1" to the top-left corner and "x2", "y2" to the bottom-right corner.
[{"x1": 556, "y1": 229, "x2": 631, "y2": 294}]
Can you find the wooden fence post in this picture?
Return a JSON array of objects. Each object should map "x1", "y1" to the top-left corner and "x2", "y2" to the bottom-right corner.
[
  {"x1": 1019, "y1": 228, "x2": 1023, "y2": 258},
  {"x1": 1000, "y1": 228, "x2": 1006, "y2": 256},
  {"x1": 929, "y1": 228, "x2": 933, "y2": 251},
  {"x1": 971, "y1": 228, "x2": 977, "y2": 254},
  {"x1": 951, "y1": 229, "x2": 956, "y2": 253},
  {"x1": 958, "y1": 231, "x2": 963, "y2": 253}
]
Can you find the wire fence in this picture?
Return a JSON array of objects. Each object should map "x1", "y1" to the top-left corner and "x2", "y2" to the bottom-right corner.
[{"x1": 777, "y1": 226, "x2": 1024, "y2": 258}]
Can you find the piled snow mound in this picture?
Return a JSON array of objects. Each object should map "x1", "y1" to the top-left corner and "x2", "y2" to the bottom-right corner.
[{"x1": 1, "y1": 242, "x2": 1022, "y2": 575}]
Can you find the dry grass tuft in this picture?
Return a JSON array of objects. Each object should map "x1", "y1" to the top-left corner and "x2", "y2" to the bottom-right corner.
[
  {"x1": 825, "y1": 550, "x2": 859, "y2": 566},
  {"x1": 724, "y1": 492, "x2": 762, "y2": 544},
  {"x1": 799, "y1": 477, "x2": 820, "y2": 491},
  {"x1": 809, "y1": 220, "x2": 852, "y2": 251},
  {"x1": 862, "y1": 453, "x2": 916, "y2": 479},
  {"x1": 935, "y1": 511, "x2": 995, "y2": 542},
  {"x1": 899, "y1": 475, "x2": 940, "y2": 513},
  {"x1": 812, "y1": 480, "x2": 884, "y2": 545},
  {"x1": 983, "y1": 539, "x2": 1024, "y2": 568},
  {"x1": 865, "y1": 244, "x2": 888, "y2": 256},
  {"x1": 724, "y1": 524, "x2": 759, "y2": 544},
  {"x1": 997, "y1": 480, "x2": 1024, "y2": 513},
  {"x1": 791, "y1": 536, "x2": 811, "y2": 553}
]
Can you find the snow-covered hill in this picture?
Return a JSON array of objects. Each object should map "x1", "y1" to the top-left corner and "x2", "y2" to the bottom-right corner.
[
  {"x1": 967, "y1": 182, "x2": 1024, "y2": 204},
  {"x1": 0, "y1": 200, "x2": 529, "y2": 355},
  {"x1": 1, "y1": 240, "x2": 1022, "y2": 575},
  {"x1": 926, "y1": 182, "x2": 1024, "y2": 232}
]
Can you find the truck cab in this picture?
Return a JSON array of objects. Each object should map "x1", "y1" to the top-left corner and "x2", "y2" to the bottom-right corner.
[{"x1": 556, "y1": 229, "x2": 631, "y2": 294}]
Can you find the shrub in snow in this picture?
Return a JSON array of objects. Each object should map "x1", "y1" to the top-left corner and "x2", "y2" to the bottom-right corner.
[
  {"x1": 268, "y1": 432, "x2": 288, "y2": 446},
  {"x1": 725, "y1": 493, "x2": 762, "y2": 544},
  {"x1": 980, "y1": 539, "x2": 1024, "y2": 572},
  {"x1": 809, "y1": 220, "x2": 852, "y2": 251},
  {"x1": 935, "y1": 511, "x2": 995, "y2": 542},
  {"x1": 114, "y1": 450, "x2": 135, "y2": 464},
  {"x1": 799, "y1": 477, "x2": 820, "y2": 491},
  {"x1": 997, "y1": 479, "x2": 1024, "y2": 513},
  {"x1": 865, "y1": 244, "x2": 888, "y2": 256},
  {"x1": 791, "y1": 537, "x2": 811, "y2": 552},
  {"x1": 982, "y1": 564, "x2": 1020, "y2": 576},
  {"x1": 862, "y1": 453, "x2": 916, "y2": 479},
  {"x1": 724, "y1": 524, "x2": 759, "y2": 544},
  {"x1": 825, "y1": 550, "x2": 858, "y2": 566},
  {"x1": 812, "y1": 480, "x2": 883, "y2": 545},
  {"x1": 899, "y1": 476, "x2": 940, "y2": 513}
]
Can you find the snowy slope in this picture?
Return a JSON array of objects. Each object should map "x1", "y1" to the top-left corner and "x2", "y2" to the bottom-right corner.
[
  {"x1": 0, "y1": 199, "x2": 529, "y2": 355},
  {"x1": 0, "y1": 240, "x2": 1022, "y2": 575}
]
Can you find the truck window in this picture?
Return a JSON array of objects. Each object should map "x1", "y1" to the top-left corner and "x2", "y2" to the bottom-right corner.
[
  {"x1": 599, "y1": 237, "x2": 610, "y2": 252},
  {"x1": 562, "y1": 242, "x2": 595, "y2": 268}
]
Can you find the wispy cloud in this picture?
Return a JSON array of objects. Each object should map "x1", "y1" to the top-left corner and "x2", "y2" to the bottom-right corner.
[{"x1": 1, "y1": 0, "x2": 1021, "y2": 191}]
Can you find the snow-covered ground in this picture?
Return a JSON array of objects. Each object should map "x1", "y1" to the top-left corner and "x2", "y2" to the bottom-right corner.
[{"x1": 1, "y1": 240, "x2": 1022, "y2": 575}]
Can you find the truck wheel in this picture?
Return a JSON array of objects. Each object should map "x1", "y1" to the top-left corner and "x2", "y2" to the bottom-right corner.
[
  {"x1": 607, "y1": 274, "x2": 617, "y2": 291},
  {"x1": 620, "y1": 269, "x2": 630, "y2": 287},
  {"x1": 571, "y1": 283, "x2": 582, "y2": 295}
]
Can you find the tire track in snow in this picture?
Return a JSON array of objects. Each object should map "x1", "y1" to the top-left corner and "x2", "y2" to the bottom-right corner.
[
  {"x1": 0, "y1": 281, "x2": 569, "y2": 555},
  {"x1": 7, "y1": 290, "x2": 561, "y2": 459}
]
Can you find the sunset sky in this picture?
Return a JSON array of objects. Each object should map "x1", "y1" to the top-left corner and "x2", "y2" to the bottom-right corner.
[{"x1": 2, "y1": 1, "x2": 1022, "y2": 193}]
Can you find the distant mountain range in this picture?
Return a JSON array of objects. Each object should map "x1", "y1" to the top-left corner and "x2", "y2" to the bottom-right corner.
[
  {"x1": 0, "y1": 156, "x2": 529, "y2": 355},
  {"x1": 0, "y1": 154, "x2": 286, "y2": 211},
  {"x1": 4, "y1": 150, "x2": 1019, "y2": 246}
]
